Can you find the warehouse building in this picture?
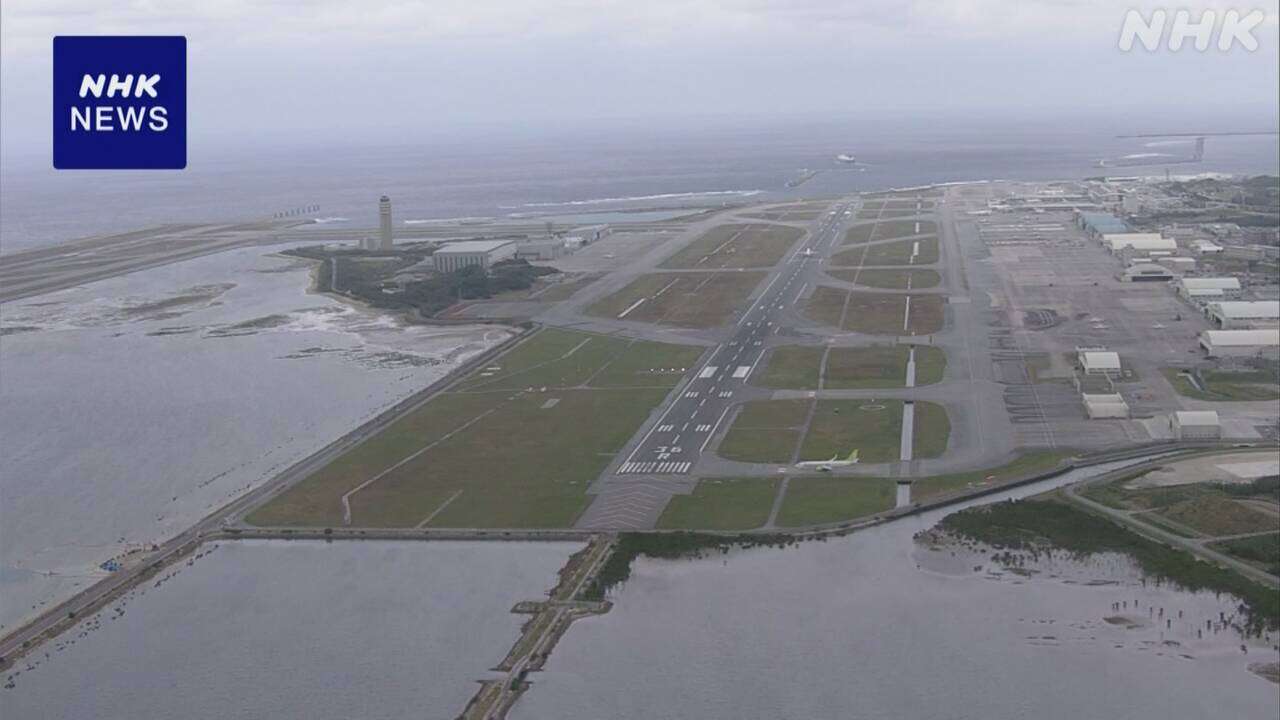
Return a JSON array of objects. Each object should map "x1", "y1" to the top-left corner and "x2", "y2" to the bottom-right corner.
[
  {"x1": 1205, "y1": 300, "x2": 1280, "y2": 329},
  {"x1": 1078, "y1": 350, "x2": 1121, "y2": 375},
  {"x1": 1170, "y1": 411, "x2": 1221, "y2": 441},
  {"x1": 1157, "y1": 257, "x2": 1196, "y2": 273},
  {"x1": 1176, "y1": 277, "x2": 1243, "y2": 300},
  {"x1": 1102, "y1": 233, "x2": 1178, "y2": 254},
  {"x1": 1198, "y1": 329, "x2": 1280, "y2": 359},
  {"x1": 1182, "y1": 287, "x2": 1227, "y2": 305},
  {"x1": 1193, "y1": 240, "x2": 1224, "y2": 255},
  {"x1": 1082, "y1": 393, "x2": 1130, "y2": 419},
  {"x1": 432, "y1": 240, "x2": 517, "y2": 273}
]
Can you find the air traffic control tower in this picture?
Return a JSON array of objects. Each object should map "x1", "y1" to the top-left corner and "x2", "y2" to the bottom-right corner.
[{"x1": 378, "y1": 195, "x2": 393, "y2": 250}]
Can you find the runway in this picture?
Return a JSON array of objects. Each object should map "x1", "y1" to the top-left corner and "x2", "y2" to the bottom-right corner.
[{"x1": 610, "y1": 204, "x2": 852, "y2": 477}]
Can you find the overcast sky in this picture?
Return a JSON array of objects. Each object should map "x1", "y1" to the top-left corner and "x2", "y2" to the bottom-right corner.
[{"x1": 2, "y1": 1, "x2": 1277, "y2": 156}]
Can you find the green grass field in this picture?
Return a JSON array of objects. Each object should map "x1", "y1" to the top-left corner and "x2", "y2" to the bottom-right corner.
[
  {"x1": 754, "y1": 346, "x2": 825, "y2": 389},
  {"x1": 586, "y1": 271, "x2": 765, "y2": 328},
  {"x1": 800, "y1": 400, "x2": 904, "y2": 464},
  {"x1": 825, "y1": 268, "x2": 941, "y2": 290},
  {"x1": 742, "y1": 210, "x2": 825, "y2": 222},
  {"x1": 912, "y1": 401, "x2": 951, "y2": 458},
  {"x1": 884, "y1": 199, "x2": 935, "y2": 210},
  {"x1": 862, "y1": 237, "x2": 940, "y2": 266},
  {"x1": 660, "y1": 224, "x2": 803, "y2": 269},
  {"x1": 717, "y1": 399, "x2": 812, "y2": 463},
  {"x1": 246, "y1": 329, "x2": 700, "y2": 529},
  {"x1": 751, "y1": 345, "x2": 947, "y2": 390},
  {"x1": 812, "y1": 291, "x2": 942, "y2": 336},
  {"x1": 657, "y1": 478, "x2": 781, "y2": 530},
  {"x1": 803, "y1": 285, "x2": 849, "y2": 328},
  {"x1": 911, "y1": 451, "x2": 1072, "y2": 501},
  {"x1": 776, "y1": 478, "x2": 896, "y2": 527},
  {"x1": 1212, "y1": 533, "x2": 1280, "y2": 576},
  {"x1": 1161, "y1": 367, "x2": 1280, "y2": 402},
  {"x1": 843, "y1": 220, "x2": 937, "y2": 246},
  {"x1": 825, "y1": 346, "x2": 909, "y2": 388},
  {"x1": 843, "y1": 224, "x2": 877, "y2": 244},
  {"x1": 1154, "y1": 496, "x2": 1278, "y2": 537}
]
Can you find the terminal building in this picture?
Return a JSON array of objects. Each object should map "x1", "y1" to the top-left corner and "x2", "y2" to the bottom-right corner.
[
  {"x1": 1076, "y1": 211, "x2": 1128, "y2": 238},
  {"x1": 432, "y1": 240, "x2": 517, "y2": 273},
  {"x1": 1198, "y1": 329, "x2": 1280, "y2": 359},
  {"x1": 1205, "y1": 300, "x2": 1280, "y2": 329}
]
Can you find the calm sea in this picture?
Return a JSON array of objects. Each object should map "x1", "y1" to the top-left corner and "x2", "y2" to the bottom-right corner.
[{"x1": 3, "y1": 118, "x2": 1277, "y2": 253}]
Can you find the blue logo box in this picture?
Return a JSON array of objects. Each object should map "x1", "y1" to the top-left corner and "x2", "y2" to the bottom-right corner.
[{"x1": 53, "y1": 36, "x2": 186, "y2": 169}]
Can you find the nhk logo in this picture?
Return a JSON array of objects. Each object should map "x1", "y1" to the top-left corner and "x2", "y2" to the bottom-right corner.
[
  {"x1": 1118, "y1": 8, "x2": 1268, "y2": 52},
  {"x1": 53, "y1": 36, "x2": 186, "y2": 169}
]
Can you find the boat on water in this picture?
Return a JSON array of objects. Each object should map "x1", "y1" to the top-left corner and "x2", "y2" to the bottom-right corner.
[{"x1": 835, "y1": 153, "x2": 857, "y2": 164}]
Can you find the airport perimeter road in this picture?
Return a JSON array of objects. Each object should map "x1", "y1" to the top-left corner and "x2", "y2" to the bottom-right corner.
[
  {"x1": 1063, "y1": 483, "x2": 1280, "y2": 589},
  {"x1": 613, "y1": 205, "x2": 852, "y2": 476}
]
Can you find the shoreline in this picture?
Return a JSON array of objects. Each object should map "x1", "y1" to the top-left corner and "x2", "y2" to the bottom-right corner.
[{"x1": 1, "y1": 437, "x2": 1262, "y2": 672}]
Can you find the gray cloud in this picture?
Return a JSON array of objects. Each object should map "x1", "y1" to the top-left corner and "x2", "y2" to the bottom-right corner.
[{"x1": 2, "y1": 0, "x2": 1276, "y2": 155}]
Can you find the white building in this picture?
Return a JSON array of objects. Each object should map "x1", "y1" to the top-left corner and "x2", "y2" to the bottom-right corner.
[
  {"x1": 577, "y1": 224, "x2": 612, "y2": 243},
  {"x1": 1206, "y1": 301, "x2": 1280, "y2": 329},
  {"x1": 1171, "y1": 411, "x2": 1221, "y2": 441},
  {"x1": 1198, "y1": 329, "x2": 1280, "y2": 359},
  {"x1": 1102, "y1": 233, "x2": 1177, "y2": 254},
  {"x1": 1182, "y1": 287, "x2": 1227, "y2": 304},
  {"x1": 1157, "y1": 256, "x2": 1195, "y2": 270},
  {"x1": 515, "y1": 240, "x2": 564, "y2": 261},
  {"x1": 1193, "y1": 240, "x2": 1224, "y2": 255},
  {"x1": 432, "y1": 240, "x2": 517, "y2": 273},
  {"x1": 1177, "y1": 277, "x2": 1242, "y2": 294},
  {"x1": 1079, "y1": 350, "x2": 1121, "y2": 375},
  {"x1": 1083, "y1": 393, "x2": 1130, "y2": 419}
]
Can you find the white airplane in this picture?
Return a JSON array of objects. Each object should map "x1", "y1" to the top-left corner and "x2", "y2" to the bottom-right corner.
[
  {"x1": 802, "y1": 248, "x2": 816, "y2": 257},
  {"x1": 796, "y1": 449, "x2": 859, "y2": 471}
]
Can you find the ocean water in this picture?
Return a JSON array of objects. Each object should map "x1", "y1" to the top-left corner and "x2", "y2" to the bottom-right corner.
[
  {"x1": 3, "y1": 119, "x2": 1277, "y2": 253},
  {"x1": 513, "y1": 461, "x2": 1280, "y2": 719},
  {"x1": 0, "y1": 540, "x2": 582, "y2": 720},
  {"x1": 0, "y1": 246, "x2": 512, "y2": 631}
]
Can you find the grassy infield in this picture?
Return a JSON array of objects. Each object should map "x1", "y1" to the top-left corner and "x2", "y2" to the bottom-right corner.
[
  {"x1": 248, "y1": 328, "x2": 704, "y2": 529},
  {"x1": 804, "y1": 286, "x2": 945, "y2": 335},
  {"x1": 1160, "y1": 367, "x2": 1280, "y2": 402},
  {"x1": 584, "y1": 222, "x2": 801, "y2": 327}
]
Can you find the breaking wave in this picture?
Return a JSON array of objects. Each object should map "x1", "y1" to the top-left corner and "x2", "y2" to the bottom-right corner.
[{"x1": 513, "y1": 189, "x2": 764, "y2": 208}]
